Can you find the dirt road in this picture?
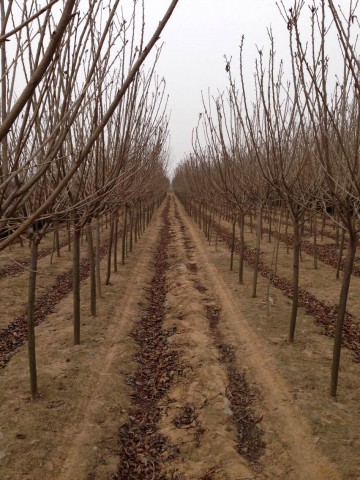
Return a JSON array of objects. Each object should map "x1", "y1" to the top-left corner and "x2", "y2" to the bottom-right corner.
[
  {"x1": 172, "y1": 195, "x2": 341, "y2": 480},
  {"x1": 0, "y1": 194, "x2": 347, "y2": 479}
]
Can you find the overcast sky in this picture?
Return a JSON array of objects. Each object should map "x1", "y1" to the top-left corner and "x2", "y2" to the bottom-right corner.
[{"x1": 142, "y1": 0, "x2": 293, "y2": 173}]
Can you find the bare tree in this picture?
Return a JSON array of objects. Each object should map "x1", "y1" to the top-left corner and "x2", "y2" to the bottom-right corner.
[{"x1": 284, "y1": 0, "x2": 360, "y2": 396}]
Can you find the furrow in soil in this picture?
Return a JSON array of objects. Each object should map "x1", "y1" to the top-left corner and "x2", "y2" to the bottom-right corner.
[
  {"x1": 115, "y1": 195, "x2": 263, "y2": 479},
  {"x1": 113, "y1": 199, "x2": 180, "y2": 479},
  {"x1": 0, "y1": 243, "x2": 108, "y2": 368},
  {"x1": 174, "y1": 195, "x2": 342, "y2": 480},
  {"x1": 0, "y1": 238, "x2": 69, "y2": 280},
  {"x1": 207, "y1": 216, "x2": 360, "y2": 362},
  {"x1": 173, "y1": 199, "x2": 265, "y2": 476}
]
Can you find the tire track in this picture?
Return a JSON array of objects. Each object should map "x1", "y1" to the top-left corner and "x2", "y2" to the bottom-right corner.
[
  {"x1": 174, "y1": 201, "x2": 265, "y2": 469},
  {"x1": 139, "y1": 195, "x2": 260, "y2": 479},
  {"x1": 174, "y1": 195, "x2": 341, "y2": 480}
]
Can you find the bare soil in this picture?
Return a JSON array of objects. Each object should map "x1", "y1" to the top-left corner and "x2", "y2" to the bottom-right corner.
[{"x1": 0, "y1": 195, "x2": 359, "y2": 479}]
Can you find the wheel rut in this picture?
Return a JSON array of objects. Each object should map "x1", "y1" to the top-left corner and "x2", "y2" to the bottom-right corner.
[
  {"x1": 174, "y1": 194, "x2": 341, "y2": 480},
  {"x1": 174, "y1": 201, "x2": 265, "y2": 468},
  {"x1": 114, "y1": 194, "x2": 261, "y2": 479}
]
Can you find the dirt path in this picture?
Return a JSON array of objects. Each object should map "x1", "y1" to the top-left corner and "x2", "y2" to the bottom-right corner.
[
  {"x1": 173, "y1": 195, "x2": 341, "y2": 480},
  {"x1": 0, "y1": 206, "x2": 162, "y2": 480},
  {"x1": 56, "y1": 212, "x2": 164, "y2": 480},
  {"x1": 109, "y1": 193, "x2": 342, "y2": 478},
  {"x1": 0, "y1": 195, "x2": 352, "y2": 479}
]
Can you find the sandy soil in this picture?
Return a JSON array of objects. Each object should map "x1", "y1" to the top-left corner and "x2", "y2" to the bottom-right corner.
[
  {"x1": 217, "y1": 213, "x2": 360, "y2": 324},
  {"x1": 190, "y1": 207, "x2": 360, "y2": 479},
  {"x1": 0, "y1": 223, "x2": 108, "y2": 331},
  {"x1": 0, "y1": 195, "x2": 359, "y2": 479}
]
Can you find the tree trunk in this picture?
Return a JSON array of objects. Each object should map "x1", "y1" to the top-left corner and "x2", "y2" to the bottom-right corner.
[
  {"x1": 209, "y1": 212, "x2": 214, "y2": 245},
  {"x1": 73, "y1": 224, "x2": 81, "y2": 345},
  {"x1": 55, "y1": 223, "x2": 61, "y2": 257},
  {"x1": 141, "y1": 203, "x2": 145, "y2": 234},
  {"x1": 268, "y1": 207, "x2": 272, "y2": 243},
  {"x1": 142, "y1": 205, "x2": 145, "y2": 233},
  {"x1": 1, "y1": 2, "x2": 9, "y2": 179},
  {"x1": 230, "y1": 219, "x2": 236, "y2": 271},
  {"x1": 122, "y1": 207, "x2": 128, "y2": 265},
  {"x1": 87, "y1": 222, "x2": 96, "y2": 317},
  {"x1": 28, "y1": 237, "x2": 40, "y2": 398},
  {"x1": 203, "y1": 206, "x2": 207, "y2": 236},
  {"x1": 129, "y1": 210, "x2": 133, "y2": 253},
  {"x1": 238, "y1": 213, "x2": 245, "y2": 285},
  {"x1": 252, "y1": 209, "x2": 262, "y2": 298},
  {"x1": 335, "y1": 212, "x2": 340, "y2": 249},
  {"x1": 105, "y1": 214, "x2": 114, "y2": 285},
  {"x1": 285, "y1": 210, "x2": 290, "y2": 254},
  {"x1": 113, "y1": 212, "x2": 119, "y2": 273},
  {"x1": 50, "y1": 231, "x2": 56, "y2": 265},
  {"x1": 134, "y1": 209, "x2": 138, "y2": 243},
  {"x1": 67, "y1": 221, "x2": 71, "y2": 252},
  {"x1": 289, "y1": 219, "x2": 301, "y2": 343},
  {"x1": 330, "y1": 233, "x2": 357, "y2": 397},
  {"x1": 313, "y1": 217, "x2": 318, "y2": 270},
  {"x1": 96, "y1": 217, "x2": 102, "y2": 298},
  {"x1": 138, "y1": 204, "x2": 142, "y2": 237},
  {"x1": 336, "y1": 229, "x2": 345, "y2": 280},
  {"x1": 299, "y1": 223, "x2": 304, "y2": 263}
]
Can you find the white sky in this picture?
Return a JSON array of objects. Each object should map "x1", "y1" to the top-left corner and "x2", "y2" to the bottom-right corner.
[{"x1": 142, "y1": 0, "x2": 294, "y2": 173}]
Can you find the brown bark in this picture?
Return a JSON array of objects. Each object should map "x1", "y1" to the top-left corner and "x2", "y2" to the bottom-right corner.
[
  {"x1": 336, "y1": 229, "x2": 345, "y2": 280},
  {"x1": 238, "y1": 213, "x2": 245, "y2": 285},
  {"x1": 96, "y1": 217, "x2": 102, "y2": 298},
  {"x1": 27, "y1": 236, "x2": 40, "y2": 398},
  {"x1": 121, "y1": 206, "x2": 128, "y2": 265},
  {"x1": 87, "y1": 222, "x2": 96, "y2": 317},
  {"x1": 0, "y1": 0, "x2": 77, "y2": 141},
  {"x1": 105, "y1": 214, "x2": 114, "y2": 285},
  {"x1": 252, "y1": 210, "x2": 262, "y2": 298},
  {"x1": 129, "y1": 210, "x2": 133, "y2": 253},
  {"x1": 73, "y1": 224, "x2": 81, "y2": 345},
  {"x1": 113, "y1": 212, "x2": 119, "y2": 273},
  {"x1": 230, "y1": 219, "x2": 236, "y2": 271},
  {"x1": 289, "y1": 219, "x2": 301, "y2": 343},
  {"x1": 313, "y1": 217, "x2": 318, "y2": 270},
  {"x1": 268, "y1": 207, "x2": 272, "y2": 243},
  {"x1": 285, "y1": 210, "x2": 290, "y2": 254},
  {"x1": 55, "y1": 223, "x2": 61, "y2": 257},
  {"x1": 67, "y1": 221, "x2": 71, "y2": 252},
  {"x1": 330, "y1": 233, "x2": 357, "y2": 397}
]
